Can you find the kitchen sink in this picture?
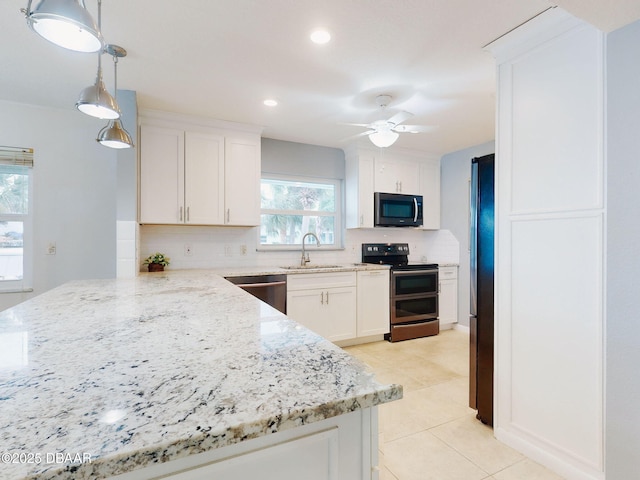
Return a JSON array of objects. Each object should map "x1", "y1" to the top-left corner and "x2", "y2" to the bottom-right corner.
[{"x1": 280, "y1": 264, "x2": 343, "y2": 270}]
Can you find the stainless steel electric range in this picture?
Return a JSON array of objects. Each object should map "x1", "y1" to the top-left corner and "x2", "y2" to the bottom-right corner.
[{"x1": 361, "y1": 243, "x2": 439, "y2": 342}]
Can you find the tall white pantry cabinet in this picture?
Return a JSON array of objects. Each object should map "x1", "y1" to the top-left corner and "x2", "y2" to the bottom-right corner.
[
  {"x1": 488, "y1": 9, "x2": 605, "y2": 480},
  {"x1": 138, "y1": 111, "x2": 262, "y2": 226}
]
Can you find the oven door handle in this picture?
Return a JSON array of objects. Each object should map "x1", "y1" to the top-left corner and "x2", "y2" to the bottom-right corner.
[{"x1": 413, "y1": 197, "x2": 419, "y2": 223}]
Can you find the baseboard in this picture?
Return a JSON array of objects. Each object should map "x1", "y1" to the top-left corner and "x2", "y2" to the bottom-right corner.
[
  {"x1": 494, "y1": 427, "x2": 604, "y2": 480},
  {"x1": 453, "y1": 323, "x2": 470, "y2": 333}
]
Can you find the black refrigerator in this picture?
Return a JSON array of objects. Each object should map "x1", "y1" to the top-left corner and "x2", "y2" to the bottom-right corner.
[{"x1": 469, "y1": 153, "x2": 495, "y2": 426}]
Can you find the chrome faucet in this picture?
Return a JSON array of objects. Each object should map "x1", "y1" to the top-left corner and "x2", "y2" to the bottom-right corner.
[{"x1": 301, "y1": 232, "x2": 320, "y2": 266}]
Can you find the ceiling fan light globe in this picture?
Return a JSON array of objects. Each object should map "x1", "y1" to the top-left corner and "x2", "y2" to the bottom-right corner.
[
  {"x1": 27, "y1": 0, "x2": 103, "y2": 53},
  {"x1": 369, "y1": 130, "x2": 399, "y2": 148}
]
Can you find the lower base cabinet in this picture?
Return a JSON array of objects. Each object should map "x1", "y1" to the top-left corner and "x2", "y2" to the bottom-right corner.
[
  {"x1": 110, "y1": 408, "x2": 378, "y2": 480},
  {"x1": 438, "y1": 266, "x2": 458, "y2": 329},
  {"x1": 286, "y1": 272, "x2": 357, "y2": 342}
]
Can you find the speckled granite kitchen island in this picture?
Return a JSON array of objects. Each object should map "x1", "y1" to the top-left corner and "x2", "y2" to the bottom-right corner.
[{"x1": 0, "y1": 270, "x2": 401, "y2": 480}]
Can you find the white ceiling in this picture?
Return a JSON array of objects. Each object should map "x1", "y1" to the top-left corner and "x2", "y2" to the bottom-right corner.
[{"x1": 2, "y1": 1, "x2": 639, "y2": 155}]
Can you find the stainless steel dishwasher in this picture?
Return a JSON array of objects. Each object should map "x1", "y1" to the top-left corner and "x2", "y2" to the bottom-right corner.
[{"x1": 225, "y1": 274, "x2": 287, "y2": 314}]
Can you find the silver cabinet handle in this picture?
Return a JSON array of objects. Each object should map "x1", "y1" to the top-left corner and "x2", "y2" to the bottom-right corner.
[
  {"x1": 186, "y1": 206, "x2": 190, "y2": 222},
  {"x1": 326, "y1": 291, "x2": 329, "y2": 304},
  {"x1": 399, "y1": 181, "x2": 402, "y2": 192},
  {"x1": 320, "y1": 292, "x2": 324, "y2": 304},
  {"x1": 360, "y1": 214, "x2": 363, "y2": 226},
  {"x1": 179, "y1": 206, "x2": 183, "y2": 222},
  {"x1": 226, "y1": 208, "x2": 230, "y2": 223}
]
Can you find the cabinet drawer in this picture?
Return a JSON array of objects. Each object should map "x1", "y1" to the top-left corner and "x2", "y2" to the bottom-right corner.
[
  {"x1": 438, "y1": 266, "x2": 458, "y2": 279},
  {"x1": 287, "y1": 272, "x2": 356, "y2": 291}
]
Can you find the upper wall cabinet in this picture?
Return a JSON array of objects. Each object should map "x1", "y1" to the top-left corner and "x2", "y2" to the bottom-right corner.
[
  {"x1": 344, "y1": 146, "x2": 440, "y2": 229},
  {"x1": 374, "y1": 156, "x2": 420, "y2": 195},
  {"x1": 139, "y1": 112, "x2": 262, "y2": 226}
]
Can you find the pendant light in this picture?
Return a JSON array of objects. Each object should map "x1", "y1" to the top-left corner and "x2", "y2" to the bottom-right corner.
[
  {"x1": 22, "y1": 0, "x2": 103, "y2": 53},
  {"x1": 97, "y1": 45, "x2": 133, "y2": 149},
  {"x1": 76, "y1": 51, "x2": 120, "y2": 119},
  {"x1": 75, "y1": 0, "x2": 120, "y2": 119}
]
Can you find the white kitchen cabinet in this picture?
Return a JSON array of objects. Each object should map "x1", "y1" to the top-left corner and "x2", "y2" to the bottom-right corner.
[
  {"x1": 140, "y1": 126, "x2": 224, "y2": 225},
  {"x1": 139, "y1": 125, "x2": 185, "y2": 224},
  {"x1": 345, "y1": 146, "x2": 440, "y2": 229},
  {"x1": 139, "y1": 117, "x2": 261, "y2": 226},
  {"x1": 109, "y1": 408, "x2": 378, "y2": 480},
  {"x1": 287, "y1": 272, "x2": 357, "y2": 342},
  {"x1": 345, "y1": 149, "x2": 374, "y2": 228},
  {"x1": 356, "y1": 270, "x2": 390, "y2": 337},
  {"x1": 224, "y1": 135, "x2": 261, "y2": 226},
  {"x1": 374, "y1": 156, "x2": 420, "y2": 195},
  {"x1": 420, "y1": 158, "x2": 441, "y2": 230},
  {"x1": 438, "y1": 266, "x2": 458, "y2": 329}
]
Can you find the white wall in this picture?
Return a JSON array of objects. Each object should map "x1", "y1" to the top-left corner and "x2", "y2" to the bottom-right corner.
[
  {"x1": 605, "y1": 18, "x2": 640, "y2": 480},
  {"x1": 440, "y1": 141, "x2": 495, "y2": 327},
  {"x1": 0, "y1": 99, "x2": 128, "y2": 310}
]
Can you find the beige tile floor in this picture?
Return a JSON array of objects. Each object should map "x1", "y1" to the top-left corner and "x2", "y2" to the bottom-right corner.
[{"x1": 343, "y1": 329, "x2": 564, "y2": 480}]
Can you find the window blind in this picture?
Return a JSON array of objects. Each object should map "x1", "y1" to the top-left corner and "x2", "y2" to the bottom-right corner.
[{"x1": 0, "y1": 147, "x2": 34, "y2": 167}]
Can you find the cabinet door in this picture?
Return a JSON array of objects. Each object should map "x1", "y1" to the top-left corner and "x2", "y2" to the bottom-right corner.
[
  {"x1": 438, "y1": 267, "x2": 458, "y2": 328},
  {"x1": 164, "y1": 428, "x2": 339, "y2": 480},
  {"x1": 184, "y1": 132, "x2": 224, "y2": 225},
  {"x1": 139, "y1": 125, "x2": 184, "y2": 224},
  {"x1": 374, "y1": 158, "x2": 400, "y2": 193},
  {"x1": 420, "y1": 159, "x2": 441, "y2": 229},
  {"x1": 225, "y1": 136, "x2": 261, "y2": 226},
  {"x1": 287, "y1": 289, "x2": 325, "y2": 336},
  {"x1": 345, "y1": 153, "x2": 374, "y2": 228},
  {"x1": 287, "y1": 286, "x2": 356, "y2": 342},
  {"x1": 357, "y1": 270, "x2": 390, "y2": 336},
  {"x1": 396, "y1": 161, "x2": 420, "y2": 194},
  {"x1": 324, "y1": 286, "x2": 357, "y2": 341}
]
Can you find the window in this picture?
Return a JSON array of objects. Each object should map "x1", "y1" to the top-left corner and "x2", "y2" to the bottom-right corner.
[
  {"x1": 260, "y1": 175, "x2": 341, "y2": 248},
  {"x1": 0, "y1": 147, "x2": 32, "y2": 290}
]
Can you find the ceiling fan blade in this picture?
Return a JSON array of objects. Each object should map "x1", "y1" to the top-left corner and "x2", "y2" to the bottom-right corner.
[
  {"x1": 387, "y1": 110, "x2": 413, "y2": 126},
  {"x1": 339, "y1": 122, "x2": 373, "y2": 128},
  {"x1": 341, "y1": 130, "x2": 375, "y2": 142},
  {"x1": 393, "y1": 124, "x2": 437, "y2": 133}
]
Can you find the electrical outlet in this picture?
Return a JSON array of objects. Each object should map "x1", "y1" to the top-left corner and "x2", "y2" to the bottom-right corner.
[
  {"x1": 184, "y1": 244, "x2": 193, "y2": 256},
  {"x1": 240, "y1": 244, "x2": 247, "y2": 256},
  {"x1": 46, "y1": 242, "x2": 56, "y2": 255}
]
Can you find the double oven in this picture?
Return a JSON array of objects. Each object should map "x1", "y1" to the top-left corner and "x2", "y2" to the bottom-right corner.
[{"x1": 362, "y1": 243, "x2": 439, "y2": 342}]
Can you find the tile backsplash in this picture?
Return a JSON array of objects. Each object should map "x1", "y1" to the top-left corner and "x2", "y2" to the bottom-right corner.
[{"x1": 139, "y1": 225, "x2": 460, "y2": 272}]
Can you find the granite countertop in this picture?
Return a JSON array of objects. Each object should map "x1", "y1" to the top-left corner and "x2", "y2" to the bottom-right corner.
[
  {"x1": 0, "y1": 270, "x2": 401, "y2": 480},
  {"x1": 216, "y1": 262, "x2": 390, "y2": 277}
]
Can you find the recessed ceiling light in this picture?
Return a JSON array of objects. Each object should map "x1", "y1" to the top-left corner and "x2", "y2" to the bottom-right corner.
[
  {"x1": 310, "y1": 29, "x2": 331, "y2": 45},
  {"x1": 263, "y1": 99, "x2": 278, "y2": 107}
]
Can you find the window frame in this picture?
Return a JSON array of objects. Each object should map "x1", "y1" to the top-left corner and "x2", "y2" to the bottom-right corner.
[
  {"x1": 0, "y1": 151, "x2": 33, "y2": 293},
  {"x1": 258, "y1": 173, "x2": 343, "y2": 251}
]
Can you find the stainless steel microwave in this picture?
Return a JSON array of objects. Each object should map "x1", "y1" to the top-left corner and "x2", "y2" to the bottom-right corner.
[{"x1": 374, "y1": 192, "x2": 423, "y2": 227}]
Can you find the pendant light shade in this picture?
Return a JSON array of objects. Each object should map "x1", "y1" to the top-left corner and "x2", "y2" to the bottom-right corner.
[
  {"x1": 97, "y1": 44, "x2": 133, "y2": 149},
  {"x1": 97, "y1": 119, "x2": 133, "y2": 149},
  {"x1": 24, "y1": 0, "x2": 103, "y2": 53},
  {"x1": 369, "y1": 130, "x2": 399, "y2": 148},
  {"x1": 76, "y1": 65, "x2": 120, "y2": 119}
]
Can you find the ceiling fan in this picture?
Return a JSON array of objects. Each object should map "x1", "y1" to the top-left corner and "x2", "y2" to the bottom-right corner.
[{"x1": 345, "y1": 94, "x2": 435, "y2": 148}]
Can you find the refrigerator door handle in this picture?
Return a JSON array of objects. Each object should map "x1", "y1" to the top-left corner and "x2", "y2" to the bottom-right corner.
[{"x1": 470, "y1": 163, "x2": 478, "y2": 317}]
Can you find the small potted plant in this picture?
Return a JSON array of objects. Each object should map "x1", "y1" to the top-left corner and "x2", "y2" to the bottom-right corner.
[{"x1": 143, "y1": 252, "x2": 170, "y2": 272}]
